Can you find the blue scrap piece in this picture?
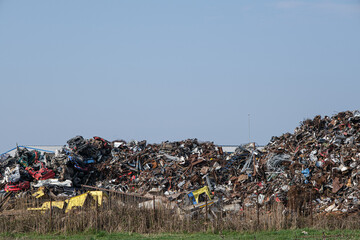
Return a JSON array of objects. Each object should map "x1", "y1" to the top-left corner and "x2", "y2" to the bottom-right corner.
[
  {"x1": 188, "y1": 192, "x2": 197, "y2": 205},
  {"x1": 84, "y1": 159, "x2": 95, "y2": 164},
  {"x1": 302, "y1": 168, "x2": 310, "y2": 178},
  {"x1": 302, "y1": 168, "x2": 310, "y2": 183}
]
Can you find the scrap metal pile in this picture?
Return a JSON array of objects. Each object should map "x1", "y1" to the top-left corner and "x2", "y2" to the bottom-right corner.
[
  {"x1": 1, "y1": 110, "x2": 360, "y2": 215},
  {"x1": 255, "y1": 110, "x2": 360, "y2": 214}
]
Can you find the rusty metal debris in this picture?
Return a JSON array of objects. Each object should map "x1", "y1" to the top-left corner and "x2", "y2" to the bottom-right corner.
[{"x1": 1, "y1": 110, "x2": 360, "y2": 216}]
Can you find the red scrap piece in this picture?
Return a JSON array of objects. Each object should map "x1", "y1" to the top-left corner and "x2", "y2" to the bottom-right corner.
[
  {"x1": 5, "y1": 181, "x2": 30, "y2": 192},
  {"x1": 26, "y1": 167, "x2": 55, "y2": 180}
]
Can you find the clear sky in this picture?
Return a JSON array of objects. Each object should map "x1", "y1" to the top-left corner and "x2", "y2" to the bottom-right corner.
[{"x1": 0, "y1": 0, "x2": 359, "y2": 152}]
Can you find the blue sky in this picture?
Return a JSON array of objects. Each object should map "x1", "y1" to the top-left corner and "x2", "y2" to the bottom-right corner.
[{"x1": 0, "y1": 0, "x2": 359, "y2": 152}]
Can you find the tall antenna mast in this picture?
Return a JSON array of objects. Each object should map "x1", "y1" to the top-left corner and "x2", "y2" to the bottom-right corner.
[{"x1": 248, "y1": 114, "x2": 251, "y2": 143}]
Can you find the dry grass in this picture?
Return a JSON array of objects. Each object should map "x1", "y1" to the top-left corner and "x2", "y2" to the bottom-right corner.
[{"x1": 0, "y1": 194, "x2": 359, "y2": 234}]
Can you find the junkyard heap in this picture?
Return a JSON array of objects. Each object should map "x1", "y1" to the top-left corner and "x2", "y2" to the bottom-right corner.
[{"x1": 1, "y1": 110, "x2": 360, "y2": 215}]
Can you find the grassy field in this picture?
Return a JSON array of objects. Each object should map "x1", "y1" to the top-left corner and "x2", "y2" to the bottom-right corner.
[{"x1": 1, "y1": 229, "x2": 360, "y2": 240}]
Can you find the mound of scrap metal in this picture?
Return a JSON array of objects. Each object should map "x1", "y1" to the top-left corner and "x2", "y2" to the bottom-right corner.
[
  {"x1": 256, "y1": 110, "x2": 360, "y2": 214},
  {"x1": 1, "y1": 110, "x2": 360, "y2": 215}
]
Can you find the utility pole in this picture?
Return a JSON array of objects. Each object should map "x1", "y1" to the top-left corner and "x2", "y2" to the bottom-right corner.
[
  {"x1": 248, "y1": 114, "x2": 251, "y2": 143},
  {"x1": 253, "y1": 142, "x2": 257, "y2": 176}
]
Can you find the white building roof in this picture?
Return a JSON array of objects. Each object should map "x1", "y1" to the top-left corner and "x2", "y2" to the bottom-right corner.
[{"x1": 1, "y1": 145, "x2": 64, "y2": 157}]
